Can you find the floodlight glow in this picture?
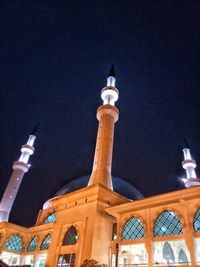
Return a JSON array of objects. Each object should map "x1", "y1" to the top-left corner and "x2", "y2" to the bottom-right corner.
[
  {"x1": 183, "y1": 148, "x2": 192, "y2": 160},
  {"x1": 19, "y1": 152, "x2": 30, "y2": 164},
  {"x1": 182, "y1": 147, "x2": 199, "y2": 183},
  {"x1": 107, "y1": 76, "x2": 116, "y2": 87},
  {"x1": 101, "y1": 87, "x2": 119, "y2": 106},
  {"x1": 183, "y1": 162, "x2": 196, "y2": 169},
  {"x1": 27, "y1": 135, "x2": 36, "y2": 146},
  {"x1": 21, "y1": 146, "x2": 34, "y2": 155}
]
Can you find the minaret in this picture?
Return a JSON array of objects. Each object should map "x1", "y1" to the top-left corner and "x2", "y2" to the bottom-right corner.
[
  {"x1": 88, "y1": 65, "x2": 119, "y2": 190},
  {"x1": 0, "y1": 125, "x2": 38, "y2": 222},
  {"x1": 181, "y1": 138, "x2": 200, "y2": 188}
]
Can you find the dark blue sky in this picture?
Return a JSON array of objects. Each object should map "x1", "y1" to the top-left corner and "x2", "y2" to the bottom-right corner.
[{"x1": 0, "y1": 0, "x2": 200, "y2": 226}]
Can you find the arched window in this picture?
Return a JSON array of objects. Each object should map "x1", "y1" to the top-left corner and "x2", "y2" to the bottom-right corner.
[
  {"x1": 43, "y1": 212, "x2": 56, "y2": 224},
  {"x1": 163, "y1": 242, "x2": 174, "y2": 263},
  {"x1": 63, "y1": 226, "x2": 78, "y2": 245},
  {"x1": 4, "y1": 235, "x2": 23, "y2": 252},
  {"x1": 153, "y1": 210, "x2": 183, "y2": 237},
  {"x1": 27, "y1": 236, "x2": 38, "y2": 252},
  {"x1": 193, "y1": 208, "x2": 200, "y2": 232},
  {"x1": 122, "y1": 216, "x2": 144, "y2": 240},
  {"x1": 40, "y1": 234, "x2": 51, "y2": 250},
  {"x1": 178, "y1": 248, "x2": 188, "y2": 264}
]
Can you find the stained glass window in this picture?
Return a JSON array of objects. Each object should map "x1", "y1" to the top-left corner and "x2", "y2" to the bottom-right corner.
[
  {"x1": 44, "y1": 212, "x2": 56, "y2": 224},
  {"x1": 63, "y1": 226, "x2": 78, "y2": 245},
  {"x1": 4, "y1": 235, "x2": 23, "y2": 252},
  {"x1": 40, "y1": 234, "x2": 51, "y2": 250},
  {"x1": 163, "y1": 242, "x2": 174, "y2": 263},
  {"x1": 193, "y1": 208, "x2": 200, "y2": 232},
  {"x1": 153, "y1": 210, "x2": 183, "y2": 237},
  {"x1": 57, "y1": 254, "x2": 76, "y2": 267},
  {"x1": 122, "y1": 216, "x2": 144, "y2": 240},
  {"x1": 27, "y1": 236, "x2": 38, "y2": 252}
]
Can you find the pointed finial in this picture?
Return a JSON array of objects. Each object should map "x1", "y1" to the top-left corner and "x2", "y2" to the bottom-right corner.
[
  {"x1": 108, "y1": 65, "x2": 115, "y2": 78},
  {"x1": 183, "y1": 137, "x2": 189, "y2": 149},
  {"x1": 31, "y1": 124, "x2": 39, "y2": 136}
]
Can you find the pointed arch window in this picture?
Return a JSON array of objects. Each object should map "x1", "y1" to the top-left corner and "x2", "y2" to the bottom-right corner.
[
  {"x1": 63, "y1": 226, "x2": 78, "y2": 245},
  {"x1": 27, "y1": 236, "x2": 38, "y2": 252},
  {"x1": 122, "y1": 216, "x2": 144, "y2": 240},
  {"x1": 153, "y1": 210, "x2": 183, "y2": 237},
  {"x1": 40, "y1": 234, "x2": 51, "y2": 250},
  {"x1": 178, "y1": 248, "x2": 188, "y2": 264},
  {"x1": 193, "y1": 208, "x2": 200, "y2": 232},
  {"x1": 43, "y1": 212, "x2": 56, "y2": 224},
  {"x1": 4, "y1": 235, "x2": 23, "y2": 252},
  {"x1": 163, "y1": 242, "x2": 174, "y2": 263}
]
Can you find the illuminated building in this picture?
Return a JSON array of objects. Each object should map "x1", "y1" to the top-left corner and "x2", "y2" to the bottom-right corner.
[{"x1": 0, "y1": 67, "x2": 200, "y2": 267}]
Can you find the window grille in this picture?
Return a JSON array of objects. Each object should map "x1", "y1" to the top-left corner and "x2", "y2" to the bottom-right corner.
[
  {"x1": 44, "y1": 212, "x2": 56, "y2": 224},
  {"x1": 27, "y1": 236, "x2": 38, "y2": 252},
  {"x1": 193, "y1": 208, "x2": 200, "y2": 232},
  {"x1": 63, "y1": 226, "x2": 78, "y2": 245},
  {"x1": 4, "y1": 235, "x2": 23, "y2": 252},
  {"x1": 153, "y1": 210, "x2": 183, "y2": 237},
  {"x1": 40, "y1": 234, "x2": 51, "y2": 250},
  {"x1": 122, "y1": 216, "x2": 144, "y2": 240}
]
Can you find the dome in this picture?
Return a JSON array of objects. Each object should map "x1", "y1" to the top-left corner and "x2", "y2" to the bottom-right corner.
[{"x1": 55, "y1": 175, "x2": 143, "y2": 200}]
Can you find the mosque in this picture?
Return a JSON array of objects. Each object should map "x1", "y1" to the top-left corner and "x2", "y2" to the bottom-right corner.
[{"x1": 0, "y1": 67, "x2": 200, "y2": 267}]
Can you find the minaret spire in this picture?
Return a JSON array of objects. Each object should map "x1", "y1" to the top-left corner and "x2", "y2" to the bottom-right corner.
[
  {"x1": 181, "y1": 138, "x2": 200, "y2": 188},
  {"x1": 0, "y1": 127, "x2": 37, "y2": 222},
  {"x1": 88, "y1": 66, "x2": 119, "y2": 189}
]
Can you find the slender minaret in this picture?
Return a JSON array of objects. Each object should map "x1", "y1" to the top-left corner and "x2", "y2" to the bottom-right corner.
[
  {"x1": 88, "y1": 65, "x2": 119, "y2": 190},
  {"x1": 0, "y1": 125, "x2": 38, "y2": 222},
  {"x1": 181, "y1": 138, "x2": 200, "y2": 188}
]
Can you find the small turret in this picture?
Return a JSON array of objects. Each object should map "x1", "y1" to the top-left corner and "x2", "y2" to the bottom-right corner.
[{"x1": 181, "y1": 138, "x2": 200, "y2": 188}]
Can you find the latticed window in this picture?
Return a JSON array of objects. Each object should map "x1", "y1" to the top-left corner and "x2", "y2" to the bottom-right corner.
[
  {"x1": 193, "y1": 208, "x2": 200, "y2": 232},
  {"x1": 122, "y1": 216, "x2": 144, "y2": 240},
  {"x1": 163, "y1": 242, "x2": 174, "y2": 263},
  {"x1": 4, "y1": 235, "x2": 23, "y2": 252},
  {"x1": 27, "y1": 236, "x2": 38, "y2": 252},
  {"x1": 63, "y1": 226, "x2": 78, "y2": 245},
  {"x1": 40, "y1": 234, "x2": 51, "y2": 250},
  {"x1": 154, "y1": 210, "x2": 183, "y2": 237},
  {"x1": 43, "y1": 212, "x2": 56, "y2": 224},
  {"x1": 57, "y1": 254, "x2": 76, "y2": 267}
]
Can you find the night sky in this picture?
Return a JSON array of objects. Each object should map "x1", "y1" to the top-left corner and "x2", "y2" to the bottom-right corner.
[{"x1": 0, "y1": 1, "x2": 200, "y2": 226}]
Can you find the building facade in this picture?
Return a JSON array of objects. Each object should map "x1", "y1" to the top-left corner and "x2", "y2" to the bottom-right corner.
[{"x1": 0, "y1": 68, "x2": 200, "y2": 267}]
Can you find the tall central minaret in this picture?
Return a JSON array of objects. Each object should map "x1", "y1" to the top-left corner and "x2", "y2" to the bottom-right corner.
[
  {"x1": 88, "y1": 66, "x2": 119, "y2": 190},
  {"x1": 0, "y1": 125, "x2": 38, "y2": 222}
]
